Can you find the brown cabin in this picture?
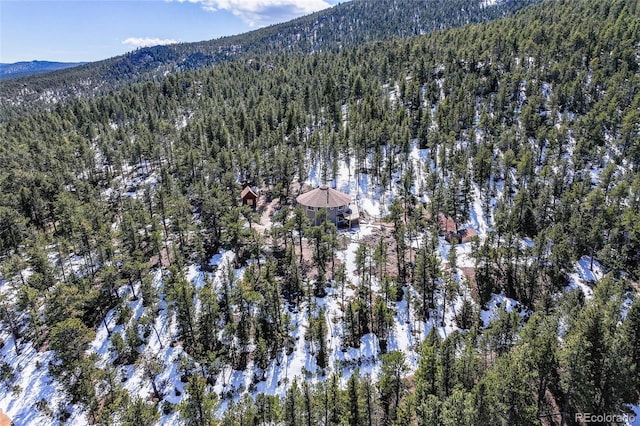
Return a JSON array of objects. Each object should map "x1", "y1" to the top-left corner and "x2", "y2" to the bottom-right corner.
[
  {"x1": 452, "y1": 228, "x2": 478, "y2": 243},
  {"x1": 438, "y1": 213, "x2": 457, "y2": 234},
  {"x1": 241, "y1": 186, "x2": 258, "y2": 208},
  {"x1": 437, "y1": 213, "x2": 478, "y2": 243}
]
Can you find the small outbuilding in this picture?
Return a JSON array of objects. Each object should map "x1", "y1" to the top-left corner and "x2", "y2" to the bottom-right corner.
[
  {"x1": 437, "y1": 213, "x2": 478, "y2": 243},
  {"x1": 241, "y1": 186, "x2": 258, "y2": 208},
  {"x1": 296, "y1": 185, "x2": 355, "y2": 226}
]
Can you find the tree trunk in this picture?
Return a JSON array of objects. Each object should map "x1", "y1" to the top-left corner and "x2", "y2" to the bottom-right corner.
[{"x1": 151, "y1": 378, "x2": 162, "y2": 401}]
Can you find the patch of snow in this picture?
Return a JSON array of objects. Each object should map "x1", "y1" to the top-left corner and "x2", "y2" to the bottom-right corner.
[
  {"x1": 480, "y1": 292, "x2": 524, "y2": 327},
  {"x1": 209, "y1": 253, "x2": 222, "y2": 267},
  {"x1": 467, "y1": 184, "x2": 491, "y2": 238},
  {"x1": 359, "y1": 198, "x2": 382, "y2": 218},
  {"x1": 628, "y1": 405, "x2": 640, "y2": 426},
  {"x1": 481, "y1": 0, "x2": 501, "y2": 8},
  {"x1": 566, "y1": 256, "x2": 606, "y2": 299},
  {"x1": 621, "y1": 296, "x2": 635, "y2": 320},
  {"x1": 575, "y1": 256, "x2": 605, "y2": 283},
  {"x1": 566, "y1": 273, "x2": 594, "y2": 299},
  {"x1": 0, "y1": 338, "x2": 81, "y2": 425},
  {"x1": 522, "y1": 237, "x2": 535, "y2": 248}
]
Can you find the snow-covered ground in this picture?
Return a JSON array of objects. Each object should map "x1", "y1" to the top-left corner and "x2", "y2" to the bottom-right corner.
[
  {"x1": 0, "y1": 148, "x2": 507, "y2": 424},
  {"x1": 1, "y1": 145, "x2": 634, "y2": 424},
  {"x1": 0, "y1": 340, "x2": 72, "y2": 425},
  {"x1": 480, "y1": 292, "x2": 524, "y2": 326},
  {"x1": 565, "y1": 255, "x2": 607, "y2": 299}
]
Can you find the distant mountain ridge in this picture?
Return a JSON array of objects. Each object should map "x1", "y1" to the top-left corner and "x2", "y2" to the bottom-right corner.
[
  {"x1": 0, "y1": 0, "x2": 540, "y2": 118},
  {"x1": 0, "y1": 60, "x2": 86, "y2": 80}
]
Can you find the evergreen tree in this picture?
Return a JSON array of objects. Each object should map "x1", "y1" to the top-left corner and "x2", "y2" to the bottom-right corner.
[
  {"x1": 378, "y1": 350, "x2": 408, "y2": 425},
  {"x1": 179, "y1": 375, "x2": 217, "y2": 426},
  {"x1": 120, "y1": 396, "x2": 160, "y2": 426},
  {"x1": 347, "y1": 371, "x2": 360, "y2": 426},
  {"x1": 284, "y1": 379, "x2": 302, "y2": 426},
  {"x1": 621, "y1": 298, "x2": 640, "y2": 401}
]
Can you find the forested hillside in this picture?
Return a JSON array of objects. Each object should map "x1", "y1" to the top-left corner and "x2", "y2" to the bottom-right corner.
[
  {"x1": 0, "y1": 61, "x2": 86, "y2": 81},
  {"x1": 0, "y1": 0, "x2": 639, "y2": 424},
  {"x1": 0, "y1": 0, "x2": 539, "y2": 120}
]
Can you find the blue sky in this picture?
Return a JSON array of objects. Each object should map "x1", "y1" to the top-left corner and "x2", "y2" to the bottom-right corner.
[{"x1": 0, "y1": 0, "x2": 345, "y2": 63}]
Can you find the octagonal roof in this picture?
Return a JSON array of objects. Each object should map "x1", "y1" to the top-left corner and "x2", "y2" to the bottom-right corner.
[{"x1": 296, "y1": 185, "x2": 350, "y2": 208}]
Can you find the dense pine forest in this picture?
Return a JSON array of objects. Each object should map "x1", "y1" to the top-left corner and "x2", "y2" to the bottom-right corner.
[
  {"x1": 0, "y1": 0, "x2": 539, "y2": 119},
  {"x1": 0, "y1": 0, "x2": 639, "y2": 424}
]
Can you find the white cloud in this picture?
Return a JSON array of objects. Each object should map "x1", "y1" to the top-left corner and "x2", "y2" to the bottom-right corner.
[
  {"x1": 122, "y1": 37, "x2": 179, "y2": 48},
  {"x1": 172, "y1": 0, "x2": 332, "y2": 27}
]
